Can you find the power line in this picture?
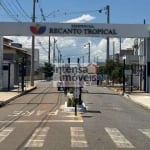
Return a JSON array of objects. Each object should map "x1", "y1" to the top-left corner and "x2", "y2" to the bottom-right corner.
[
  {"x1": 37, "y1": 1, "x2": 46, "y2": 21},
  {"x1": 0, "y1": 0, "x2": 19, "y2": 21},
  {"x1": 45, "y1": 9, "x2": 99, "y2": 19},
  {"x1": 64, "y1": 9, "x2": 99, "y2": 16},
  {"x1": 45, "y1": 10, "x2": 60, "y2": 18},
  {"x1": 16, "y1": 0, "x2": 31, "y2": 20},
  {"x1": 12, "y1": 3, "x2": 27, "y2": 20},
  {"x1": 5, "y1": 0, "x2": 30, "y2": 21},
  {"x1": 5, "y1": 0, "x2": 19, "y2": 17}
]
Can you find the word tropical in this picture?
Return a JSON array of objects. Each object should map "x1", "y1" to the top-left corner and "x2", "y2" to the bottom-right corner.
[{"x1": 49, "y1": 28, "x2": 117, "y2": 35}]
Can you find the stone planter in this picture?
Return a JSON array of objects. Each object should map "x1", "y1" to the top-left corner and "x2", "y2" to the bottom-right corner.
[{"x1": 64, "y1": 101, "x2": 87, "y2": 112}]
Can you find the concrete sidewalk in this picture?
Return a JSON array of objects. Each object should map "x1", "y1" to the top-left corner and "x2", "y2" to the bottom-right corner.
[
  {"x1": 111, "y1": 87, "x2": 150, "y2": 110},
  {"x1": 124, "y1": 92, "x2": 150, "y2": 110},
  {"x1": 0, "y1": 86, "x2": 36, "y2": 107}
]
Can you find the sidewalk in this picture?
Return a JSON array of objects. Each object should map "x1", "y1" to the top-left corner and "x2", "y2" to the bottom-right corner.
[
  {"x1": 124, "y1": 92, "x2": 150, "y2": 110},
  {"x1": 111, "y1": 87, "x2": 150, "y2": 110},
  {"x1": 0, "y1": 86, "x2": 36, "y2": 107}
]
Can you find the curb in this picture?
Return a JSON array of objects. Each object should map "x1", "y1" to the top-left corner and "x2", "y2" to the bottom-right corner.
[
  {"x1": 0, "y1": 86, "x2": 37, "y2": 107},
  {"x1": 126, "y1": 95, "x2": 150, "y2": 110},
  {"x1": 109, "y1": 87, "x2": 150, "y2": 110}
]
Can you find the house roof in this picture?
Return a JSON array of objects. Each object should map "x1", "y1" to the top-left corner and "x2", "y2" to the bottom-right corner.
[
  {"x1": 3, "y1": 37, "x2": 13, "y2": 44},
  {"x1": 4, "y1": 44, "x2": 31, "y2": 56}
]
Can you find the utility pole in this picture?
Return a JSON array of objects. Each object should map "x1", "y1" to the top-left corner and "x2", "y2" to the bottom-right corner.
[
  {"x1": 60, "y1": 54, "x2": 62, "y2": 64},
  {"x1": 120, "y1": 38, "x2": 122, "y2": 54},
  {"x1": 104, "y1": 5, "x2": 110, "y2": 85},
  {"x1": 82, "y1": 56, "x2": 84, "y2": 64},
  {"x1": 30, "y1": 0, "x2": 38, "y2": 86},
  {"x1": 58, "y1": 50, "x2": 60, "y2": 64},
  {"x1": 48, "y1": 36, "x2": 51, "y2": 65},
  {"x1": 106, "y1": 5, "x2": 110, "y2": 60},
  {"x1": 97, "y1": 56, "x2": 99, "y2": 64},
  {"x1": 53, "y1": 38, "x2": 57, "y2": 64},
  {"x1": 112, "y1": 41, "x2": 115, "y2": 85},
  {"x1": 88, "y1": 42, "x2": 91, "y2": 63},
  {"x1": 113, "y1": 41, "x2": 115, "y2": 63}
]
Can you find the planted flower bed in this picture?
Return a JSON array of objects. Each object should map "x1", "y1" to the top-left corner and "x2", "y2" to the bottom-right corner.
[{"x1": 64, "y1": 87, "x2": 87, "y2": 112}]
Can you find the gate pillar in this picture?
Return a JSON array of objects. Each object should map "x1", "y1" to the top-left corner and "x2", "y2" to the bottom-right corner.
[{"x1": 0, "y1": 36, "x2": 3, "y2": 90}]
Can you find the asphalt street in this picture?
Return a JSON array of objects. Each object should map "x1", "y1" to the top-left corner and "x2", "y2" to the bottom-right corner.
[
  {"x1": 0, "y1": 81, "x2": 149, "y2": 150},
  {"x1": 82, "y1": 86, "x2": 150, "y2": 150}
]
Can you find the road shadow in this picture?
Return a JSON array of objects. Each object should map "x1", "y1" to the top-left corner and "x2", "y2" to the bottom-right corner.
[
  {"x1": 82, "y1": 115, "x2": 93, "y2": 118},
  {"x1": 82, "y1": 110, "x2": 101, "y2": 118},
  {"x1": 86, "y1": 92, "x2": 118, "y2": 95},
  {"x1": 86, "y1": 110, "x2": 101, "y2": 113}
]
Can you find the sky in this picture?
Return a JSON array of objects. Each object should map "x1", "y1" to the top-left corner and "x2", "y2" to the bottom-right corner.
[{"x1": 0, "y1": 0, "x2": 150, "y2": 64}]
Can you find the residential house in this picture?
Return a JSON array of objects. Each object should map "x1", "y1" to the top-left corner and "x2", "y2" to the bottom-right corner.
[{"x1": 3, "y1": 37, "x2": 31, "y2": 89}]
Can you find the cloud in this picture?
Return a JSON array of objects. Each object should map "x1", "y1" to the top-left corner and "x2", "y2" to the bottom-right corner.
[
  {"x1": 121, "y1": 38, "x2": 134, "y2": 49},
  {"x1": 66, "y1": 14, "x2": 95, "y2": 23},
  {"x1": 87, "y1": 38, "x2": 135, "y2": 62}
]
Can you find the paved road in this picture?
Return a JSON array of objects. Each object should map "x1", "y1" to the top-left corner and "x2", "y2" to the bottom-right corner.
[
  {"x1": 82, "y1": 86, "x2": 150, "y2": 150},
  {"x1": 0, "y1": 82, "x2": 149, "y2": 150}
]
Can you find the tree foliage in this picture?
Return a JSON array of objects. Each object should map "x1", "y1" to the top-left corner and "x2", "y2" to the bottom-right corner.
[
  {"x1": 103, "y1": 60, "x2": 123, "y2": 83},
  {"x1": 43, "y1": 62, "x2": 54, "y2": 78}
]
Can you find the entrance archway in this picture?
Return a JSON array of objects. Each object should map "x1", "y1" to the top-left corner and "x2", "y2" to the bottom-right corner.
[{"x1": 0, "y1": 22, "x2": 150, "y2": 92}]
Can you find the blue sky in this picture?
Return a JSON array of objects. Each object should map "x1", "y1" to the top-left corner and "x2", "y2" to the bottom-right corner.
[
  {"x1": 0, "y1": 0, "x2": 149, "y2": 63},
  {"x1": 0, "y1": 0, "x2": 149, "y2": 23}
]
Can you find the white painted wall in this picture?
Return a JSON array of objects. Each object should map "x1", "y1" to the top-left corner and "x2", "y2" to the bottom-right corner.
[{"x1": 2, "y1": 63, "x2": 14, "y2": 89}]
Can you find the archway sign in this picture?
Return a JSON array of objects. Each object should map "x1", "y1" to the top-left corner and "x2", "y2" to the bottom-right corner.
[
  {"x1": 0, "y1": 22, "x2": 150, "y2": 92},
  {"x1": 0, "y1": 22, "x2": 150, "y2": 37}
]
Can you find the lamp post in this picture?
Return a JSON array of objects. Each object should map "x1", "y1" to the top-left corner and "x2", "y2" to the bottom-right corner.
[
  {"x1": 99, "y1": 5, "x2": 110, "y2": 85},
  {"x1": 99, "y1": 5, "x2": 110, "y2": 60},
  {"x1": 123, "y1": 56, "x2": 126, "y2": 95}
]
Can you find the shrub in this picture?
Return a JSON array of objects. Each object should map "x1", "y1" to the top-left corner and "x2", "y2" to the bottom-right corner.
[{"x1": 67, "y1": 98, "x2": 72, "y2": 107}]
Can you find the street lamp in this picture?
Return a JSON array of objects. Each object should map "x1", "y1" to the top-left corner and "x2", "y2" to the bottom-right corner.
[
  {"x1": 99, "y1": 5, "x2": 110, "y2": 60},
  {"x1": 99, "y1": 5, "x2": 110, "y2": 85},
  {"x1": 122, "y1": 56, "x2": 126, "y2": 95}
]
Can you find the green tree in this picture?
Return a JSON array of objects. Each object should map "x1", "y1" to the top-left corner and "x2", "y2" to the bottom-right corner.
[
  {"x1": 104, "y1": 60, "x2": 123, "y2": 84},
  {"x1": 43, "y1": 63, "x2": 54, "y2": 79},
  {"x1": 112, "y1": 65, "x2": 123, "y2": 83},
  {"x1": 104, "y1": 60, "x2": 115, "y2": 80}
]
